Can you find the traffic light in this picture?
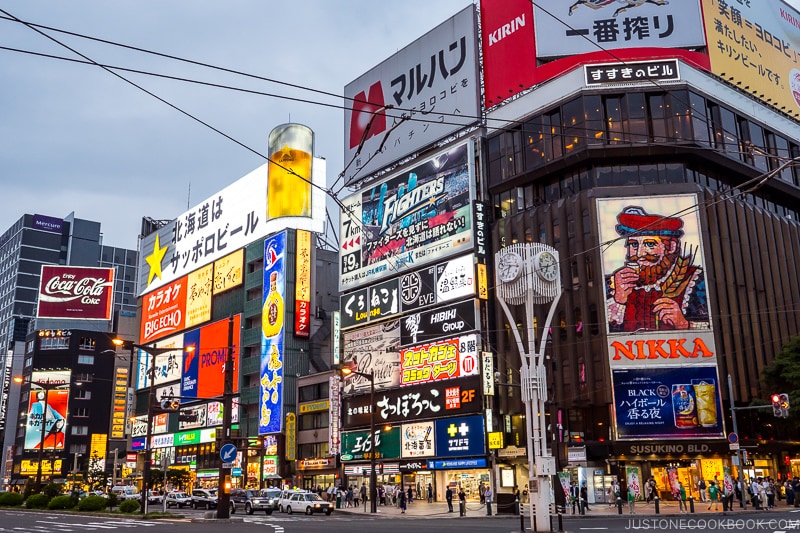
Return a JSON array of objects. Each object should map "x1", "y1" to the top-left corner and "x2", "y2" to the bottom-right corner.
[
  {"x1": 160, "y1": 398, "x2": 181, "y2": 411},
  {"x1": 771, "y1": 393, "x2": 782, "y2": 417},
  {"x1": 780, "y1": 393, "x2": 791, "y2": 418}
]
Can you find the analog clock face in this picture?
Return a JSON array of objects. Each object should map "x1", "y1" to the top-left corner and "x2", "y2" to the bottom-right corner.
[
  {"x1": 535, "y1": 251, "x2": 559, "y2": 282},
  {"x1": 498, "y1": 251, "x2": 524, "y2": 283}
]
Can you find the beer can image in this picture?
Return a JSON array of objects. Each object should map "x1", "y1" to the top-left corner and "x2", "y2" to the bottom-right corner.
[
  {"x1": 267, "y1": 123, "x2": 313, "y2": 220},
  {"x1": 692, "y1": 379, "x2": 718, "y2": 428},
  {"x1": 671, "y1": 384, "x2": 698, "y2": 428}
]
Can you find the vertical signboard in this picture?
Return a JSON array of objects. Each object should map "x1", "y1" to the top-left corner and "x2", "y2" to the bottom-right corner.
[
  {"x1": 213, "y1": 248, "x2": 244, "y2": 295},
  {"x1": 702, "y1": 0, "x2": 800, "y2": 117},
  {"x1": 37, "y1": 266, "x2": 115, "y2": 320},
  {"x1": 185, "y1": 264, "x2": 212, "y2": 328},
  {"x1": 332, "y1": 311, "x2": 341, "y2": 366},
  {"x1": 24, "y1": 370, "x2": 71, "y2": 451},
  {"x1": 339, "y1": 142, "x2": 475, "y2": 292},
  {"x1": 111, "y1": 368, "x2": 128, "y2": 439},
  {"x1": 597, "y1": 195, "x2": 723, "y2": 440},
  {"x1": 329, "y1": 375, "x2": 341, "y2": 456},
  {"x1": 295, "y1": 229, "x2": 312, "y2": 338},
  {"x1": 342, "y1": 6, "x2": 479, "y2": 185},
  {"x1": 285, "y1": 412, "x2": 297, "y2": 461},
  {"x1": 482, "y1": 352, "x2": 494, "y2": 396},
  {"x1": 89, "y1": 434, "x2": 108, "y2": 472},
  {"x1": 259, "y1": 232, "x2": 286, "y2": 435}
]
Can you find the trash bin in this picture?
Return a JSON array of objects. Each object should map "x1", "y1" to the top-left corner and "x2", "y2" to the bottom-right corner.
[{"x1": 336, "y1": 495, "x2": 342, "y2": 509}]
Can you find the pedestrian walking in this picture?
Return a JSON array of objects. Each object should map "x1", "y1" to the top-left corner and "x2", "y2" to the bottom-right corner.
[
  {"x1": 446, "y1": 486, "x2": 454, "y2": 512},
  {"x1": 678, "y1": 482, "x2": 688, "y2": 513},
  {"x1": 407, "y1": 486, "x2": 413, "y2": 504},
  {"x1": 397, "y1": 487, "x2": 407, "y2": 514},
  {"x1": 458, "y1": 486, "x2": 467, "y2": 517},
  {"x1": 427, "y1": 483, "x2": 433, "y2": 503},
  {"x1": 569, "y1": 481, "x2": 579, "y2": 514},
  {"x1": 707, "y1": 481, "x2": 720, "y2": 511},
  {"x1": 698, "y1": 478, "x2": 707, "y2": 502}
]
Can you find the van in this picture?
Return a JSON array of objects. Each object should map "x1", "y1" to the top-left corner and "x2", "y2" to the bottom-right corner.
[{"x1": 110, "y1": 485, "x2": 140, "y2": 500}]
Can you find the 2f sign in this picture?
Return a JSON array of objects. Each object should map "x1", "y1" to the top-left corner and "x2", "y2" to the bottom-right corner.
[{"x1": 482, "y1": 352, "x2": 494, "y2": 396}]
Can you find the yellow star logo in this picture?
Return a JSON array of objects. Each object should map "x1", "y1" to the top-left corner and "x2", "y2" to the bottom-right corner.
[{"x1": 145, "y1": 234, "x2": 168, "y2": 285}]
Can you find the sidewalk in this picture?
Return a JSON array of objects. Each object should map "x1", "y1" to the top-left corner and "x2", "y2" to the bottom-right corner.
[{"x1": 333, "y1": 497, "x2": 781, "y2": 519}]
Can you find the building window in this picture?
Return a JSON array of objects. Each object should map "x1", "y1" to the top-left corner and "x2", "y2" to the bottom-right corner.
[
  {"x1": 69, "y1": 444, "x2": 87, "y2": 455},
  {"x1": 71, "y1": 425, "x2": 89, "y2": 436},
  {"x1": 73, "y1": 407, "x2": 89, "y2": 418},
  {"x1": 75, "y1": 390, "x2": 92, "y2": 400},
  {"x1": 79, "y1": 337, "x2": 96, "y2": 351},
  {"x1": 74, "y1": 373, "x2": 92, "y2": 383},
  {"x1": 77, "y1": 355, "x2": 95, "y2": 365},
  {"x1": 40, "y1": 336, "x2": 69, "y2": 350}
]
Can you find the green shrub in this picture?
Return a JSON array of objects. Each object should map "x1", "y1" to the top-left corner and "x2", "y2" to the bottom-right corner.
[
  {"x1": 42, "y1": 483, "x2": 62, "y2": 498},
  {"x1": 119, "y1": 499, "x2": 140, "y2": 513},
  {"x1": 77, "y1": 495, "x2": 107, "y2": 512},
  {"x1": 48, "y1": 495, "x2": 76, "y2": 510},
  {"x1": 0, "y1": 492, "x2": 24, "y2": 506},
  {"x1": 25, "y1": 494, "x2": 50, "y2": 509},
  {"x1": 105, "y1": 492, "x2": 118, "y2": 509}
]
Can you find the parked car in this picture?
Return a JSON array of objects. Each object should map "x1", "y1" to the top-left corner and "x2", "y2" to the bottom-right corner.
[
  {"x1": 146, "y1": 490, "x2": 163, "y2": 504},
  {"x1": 247, "y1": 488, "x2": 282, "y2": 515},
  {"x1": 191, "y1": 488, "x2": 218, "y2": 510},
  {"x1": 165, "y1": 491, "x2": 192, "y2": 508},
  {"x1": 283, "y1": 492, "x2": 333, "y2": 515},
  {"x1": 278, "y1": 489, "x2": 305, "y2": 514},
  {"x1": 110, "y1": 485, "x2": 140, "y2": 501}
]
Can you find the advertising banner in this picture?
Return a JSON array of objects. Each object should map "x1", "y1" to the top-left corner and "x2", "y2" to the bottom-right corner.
[
  {"x1": 89, "y1": 434, "x2": 107, "y2": 472},
  {"x1": 342, "y1": 6, "x2": 479, "y2": 185},
  {"x1": 263, "y1": 456, "x2": 278, "y2": 478},
  {"x1": 213, "y1": 249, "x2": 244, "y2": 295},
  {"x1": 434, "y1": 414, "x2": 485, "y2": 457},
  {"x1": 340, "y1": 427, "x2": 401, "y2": 461},
  {"x1": 24, "y1": 370, "x2": 70, "y2": 451},
  {"x1": 480, "y1": 0, "x2": 537, "y2": 108},
  {"x1": 533, "y1": 0, "x2": 705, "y2": 59},
  {"x1": 138, "y1": 158, "x2": 327, "y2": 295},
  {"x1": 612, "y1": 366, "x2": 724, "y2": 440},
  {"x1": 181, "y1": 314, "x2": 241, "y2": 398},
  {"x1": 185, "y1": 264, "x2": 212, "y2": 329},
  {"x1": 32, "y1": 214, "x2": 63, "y2": 234},
  {"x1": 329, "y1": 375, "x2": 341, "y2": 456},
  {"x1": 339, "y1": 142, "x2": 474, "y2": 292},
  {"x1": 342, "y1": 320, "x2": 401, "y2": 394},
  {"x1": 342, "y1": 375, "x2": 482, "y2": 427},
  {"x1": 295, "y1": 229, "x2": 312, "y2": 338},
  {"x1": 703, "y1": 0, "x2": 800, "y2": 117},
  {"x1": 37, "y1": 266, "x2": 115, "y2": 320},
  {"x1": 399, "y1": 334, "x2": 479, "y2": 386},
  {"x1": 400, "y1": 299, "x2": 479, "y2": 347},
  {"x1": 139, "y1": 276, "x2": 188, "y2": 344},
  {"x1": 111, "y1": 368, "x2": 128, "y2": 439},
  {"x1": 401, "y1": 421, "x2": 436, "y2": 458},
  {"x1": 259, "y1": 232, "x2": 286, "y2": 435},
  {"x1": 206, "y1": 398, "x2": 239, "y2": 427},
  {"x1": 340, "y1": 254, "x2": 477, "y2": 330},
  {"x1": 135, "y1": 335, "x2": 184, "y2": 389},
  {"x1": 178, "y1": 404, "x2": 207, "y2": 431}
]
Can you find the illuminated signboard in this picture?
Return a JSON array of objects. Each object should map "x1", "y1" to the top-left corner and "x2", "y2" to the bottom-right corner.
[
  {"x1": 137, "y1": 158, "x2": 327, "y2": 295},
  {"x1": 259, "y1": 232, "x2": 286, "y2": 435},
  {"x1": 135, "y1": 336, "x2": 184, "y2": 390},
  {"x1": 24, "y1": 370, "x2": 70, "y2": 451},
  {"x1": 285, "y1": 412, "x2": 296, "y2": 461},
  {"x1": 178, "y1": 404, "x2": 207, "y2": 431},
  {"x1": 339, "y1": 142, "x2": 475, "y2": 292},
  {"x1": 185, "y1": 264, "x2": 212, "y2": 329},
  {"x1": 37, "y1": 266, "x2": 114, "y2": 320},
  {"x1": 181, "y1": 314, "x2": 242, "y2": 398},
  {"x1": 341, "y1": 427, "x2": 401, "y2": 461},
  {"x1": 213, "y1": 249, "x2": 244, "y2": 295},
  {"x1": 295, "y1": 229, "x2": 312, "y2": 338},
  {"x1": 111, "y1": 368, "x2": 128, "y2": 438},
  {"x1": 89, "y1": 434, "x2": 108, "y2": 471},
  {"x1": 434, "y1": 415, "x2": 485, "y2": 457},
  {"x1": 399, "y1": 299, "x2": 479, "y2": 347},
  {"x1": 401, "y1": 421, "x2": 436, "y2": 458},
  {"x1": 139, "y1": 276, "x2": 188, "y2": 344},
  {"x1": 21, "y1": 459, "x2": 63, "y2": 475},
  {"x1": 399, "y1": 334, "x2": 479, "y2": 386},
  {"x1": 342, "y1": 320, "x2": 401, "y2": 394},
  {"x1": 342, "y1": 6, "x2": 479, "y2": 185}
]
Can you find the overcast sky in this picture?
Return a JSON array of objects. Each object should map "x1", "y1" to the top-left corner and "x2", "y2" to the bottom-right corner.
[
  {"x1": 3, "y1": 1, "x2": 800, "y2": 251},
  {"x1": 0, "y1": 1, "x2": 471, "y2": 250}
]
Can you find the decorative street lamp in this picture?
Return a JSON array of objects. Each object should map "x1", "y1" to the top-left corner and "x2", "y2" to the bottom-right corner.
[
  {"x1": 14, "y1": 376, "x2": 66, "y2": 492},
  {"x1": 495, "y1": 243, "x2": 562, "y2": 532},
  {"x1": 340, "y1": 362, "x2": 378, "y2": 514}
]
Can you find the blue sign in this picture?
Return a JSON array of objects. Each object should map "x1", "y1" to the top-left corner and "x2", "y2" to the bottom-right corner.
[
  {"x1": 232, "y1": 468, "x2": 242, "y2": 477},
  {"x1": 220, "y1": 443, "x2": 237, "y2": 462},
  {"x1": 613, "y1": 366, "x2": 724, "y2": 440},
  {"x1": 181, "y1": 328, "x2": 201, "y2": 398},
  {"x1": 259, "y1": 232, "x2": 286, "y2": 435},
  {"x1": 428, "y1": 458, "x2": 487, "y2": 470},
  {"x1": 131, "y1": 438, "x2": 145, "y2": 451},
  {"x1": 434, "y1": 415, "x2": 485, "y2": 458}
]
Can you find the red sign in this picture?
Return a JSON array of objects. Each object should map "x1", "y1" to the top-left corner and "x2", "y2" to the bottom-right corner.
[
  {"x1": 295, "y1": 230, "x2": 311, "y2": 338},
  {"x1": 140, "y1": 277, "x2": 188, "y2": 344},
  {"x1": 37, "y1": 266, "x2": 114, "y2": 320},
  {"x1": 181, "y1": 315, "x2": 241, "y2": 398},
  {"x1": 480, "y1": 0, "x2": 537, "y2": 108}
]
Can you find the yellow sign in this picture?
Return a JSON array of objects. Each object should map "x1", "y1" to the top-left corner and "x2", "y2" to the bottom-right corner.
[
  {"x1": 213, "y1": 249, "x2": 244, "y2": 295},
  {"x1": 112, "y1": 368, "x2": 129, "y2": 438},
  {"x1": 285, "y1": 413, "x2": 297, "y2": 462},
  {"x1": 186, "y1": 264, "x2": 213, "y2": 328},
  {"x1": 299, "y1": 400, "x2": 330, "y2": 414},
  {"x1": 477, "y1": 263, "x2": 488, "y2": 300},
  {"x1": 21, "y1": 459, "x2": 63, "y2": 475},
  {"x1": 703, "y1": 0, "x2": 800, "y2": 119},
  {"x1": 488, "y1": 431, "x2": 504, "y2": 450},
  {"x1": 90, "y1": 434, "x2": 108, "y2": 471}
]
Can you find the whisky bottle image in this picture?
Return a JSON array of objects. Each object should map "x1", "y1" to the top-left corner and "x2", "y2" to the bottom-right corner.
[{"x1": 262, "y1": 271, "x2": 284, "y2": 338}]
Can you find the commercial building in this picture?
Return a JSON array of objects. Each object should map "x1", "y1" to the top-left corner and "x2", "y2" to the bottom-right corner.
[{"x1": 337, "y1": 0, "x2": 800, "y2": 510}]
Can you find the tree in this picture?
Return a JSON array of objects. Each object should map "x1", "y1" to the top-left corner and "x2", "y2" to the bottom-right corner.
[
  {"x1": 166, "y1": 468, "x2": 192, "y2": 491},
  {"x1": 149, "y1": 469, "x2": 164, "y2": 490},
  {"x1": 762, "y1": 335, "x2": 800, "y2": 425},
  {"x1": 87, "y1": 468, "x2": 109, "y2": 491}
]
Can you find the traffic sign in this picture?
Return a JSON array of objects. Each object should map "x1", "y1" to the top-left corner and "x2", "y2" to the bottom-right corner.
[
  {"x1": 729, "y1": 443, "x2": 740, "y2": 451},
  {"x1": 222, "y1": 462, "x2": 234, "y2": 469},
  {"x1": 728, "y1": 433, "x2": 738, "y2": 444},
  {"x1": 220, "y1": 443, "x2": 237, "y2": 463}
]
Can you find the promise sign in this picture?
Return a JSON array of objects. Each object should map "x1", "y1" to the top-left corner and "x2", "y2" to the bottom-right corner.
[{"x1": 37, "y1": 266, "x2": 114, "y2": 320}]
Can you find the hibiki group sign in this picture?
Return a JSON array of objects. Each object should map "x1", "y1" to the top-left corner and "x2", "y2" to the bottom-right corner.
[
  {"x1": 259, "y1": 232, "x2": 286, "y2": 435},
  {"x1": 339, "y1": 142, "x2": 475, "y2": 291},
  {"x1": 37, "y1": 266, "x2": 114, "y2": 320}
]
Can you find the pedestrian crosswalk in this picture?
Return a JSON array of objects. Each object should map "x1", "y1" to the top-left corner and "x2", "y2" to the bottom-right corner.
[{"x1": 0, "y1": 518, "x2": 164, "y2": 532}]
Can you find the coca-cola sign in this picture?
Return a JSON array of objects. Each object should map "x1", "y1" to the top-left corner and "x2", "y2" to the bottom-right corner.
[{"x1": 37, "y1": 266, "x2": 115, "y2": 320}]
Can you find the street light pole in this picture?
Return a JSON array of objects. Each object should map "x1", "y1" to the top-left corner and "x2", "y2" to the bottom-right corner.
[
  {"x1": 217, "y1": 316, "x2": 235, "y2": 519},
  {"x1": 339, "y1": 364, "x2": 377, "y2": 514}
]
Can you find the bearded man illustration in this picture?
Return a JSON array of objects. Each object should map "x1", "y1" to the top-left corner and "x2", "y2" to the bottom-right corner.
[{"x1": 605, "y1": 206, "x2": 709, "y2": 332}]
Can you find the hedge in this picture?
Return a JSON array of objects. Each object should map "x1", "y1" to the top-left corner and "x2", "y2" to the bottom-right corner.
[
  {"x1": 25, "y1": 494, "x2": 50, "y2": 509},
  {"x1": 78, "y1": 495, "x2": 108, "y2": 512},
  {"x1": 48, "y1": 495, "x2": 76, "y2": 510},
  {"x1": 119, "y1": 499, "x2": 140, "y2": 513},
  {"x1": 0, "y1": 492, "x2": 23, "y2": 506}
]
